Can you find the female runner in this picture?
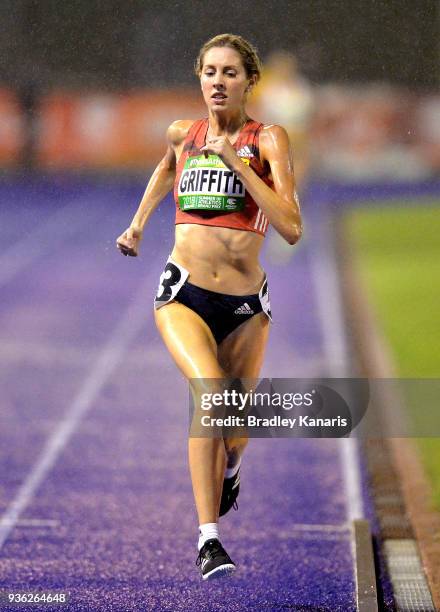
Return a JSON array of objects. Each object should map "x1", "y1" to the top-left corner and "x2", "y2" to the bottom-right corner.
[{"x1": 116, "y1": 33, "x2": 302, "y2": 580}]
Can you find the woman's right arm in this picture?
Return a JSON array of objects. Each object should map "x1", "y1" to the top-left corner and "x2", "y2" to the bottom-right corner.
[{"x1": 116, "y1": 120, "x2": 192, "y2": 257}]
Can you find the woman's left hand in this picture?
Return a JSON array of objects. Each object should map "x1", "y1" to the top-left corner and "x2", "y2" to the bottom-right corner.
[{"x1": 200, "y1": 137, "x2": 240, "y2": 172}]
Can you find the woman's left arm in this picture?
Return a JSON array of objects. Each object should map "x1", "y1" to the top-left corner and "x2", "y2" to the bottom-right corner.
[{"x1": 201, "y1": 125, "x2": 303, "y2": 244}]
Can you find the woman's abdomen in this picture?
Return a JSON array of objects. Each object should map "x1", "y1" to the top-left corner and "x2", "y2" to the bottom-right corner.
[{"x1": 171, "y1": 224, "x2": 265, "y2": 295}]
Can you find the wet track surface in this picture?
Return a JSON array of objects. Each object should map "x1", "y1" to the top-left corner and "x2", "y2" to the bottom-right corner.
[{"x1": 0, "y1": 177, "x2": 364, "y2": 611}]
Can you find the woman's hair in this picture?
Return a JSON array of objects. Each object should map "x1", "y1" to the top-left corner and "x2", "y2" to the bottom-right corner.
[{"x1": 194, "y1": 34, "x2": 262, "y2": 84}]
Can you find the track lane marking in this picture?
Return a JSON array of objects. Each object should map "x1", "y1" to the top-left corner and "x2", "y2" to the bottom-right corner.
[
  {"x1": 0, "y1": 338, "x2": 170, "y2": 368},
  {"x1": 0, "y1": 279, "x2": 151, "y2": 550},
  {"x1": 308, "y1": 208, "x2": 364, "y2": 522},
  {"x1": 0, "y1": 518, "x2": 60, "y2": 528},
  {"x1": 0, "y1": 201, "x2": 100, "y2": 288}
]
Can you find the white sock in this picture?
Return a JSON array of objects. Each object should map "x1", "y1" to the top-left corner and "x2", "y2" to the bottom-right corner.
[
  {"x1": 198, "y1": 522, "x2": 220, "y2": 551},
  {"x1": 225, "y1": 456, "x2": 241, "y2": 479}
]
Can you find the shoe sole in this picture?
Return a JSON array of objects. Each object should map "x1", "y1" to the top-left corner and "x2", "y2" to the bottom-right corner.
[{"x1": 202, "y1": 563, "x2": 236, "y2": 581}]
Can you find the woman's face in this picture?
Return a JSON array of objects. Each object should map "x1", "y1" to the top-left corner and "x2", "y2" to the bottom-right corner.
[{"x1": 200, "y1": 46, "x2": 251, "y2": 113}]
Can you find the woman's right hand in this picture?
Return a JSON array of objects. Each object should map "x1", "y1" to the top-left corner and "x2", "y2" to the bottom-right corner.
[{"x1": 116, "y1": 226, "x2": 143, "y2": 257}]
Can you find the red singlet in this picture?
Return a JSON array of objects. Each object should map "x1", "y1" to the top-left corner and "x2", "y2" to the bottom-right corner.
[{"x1": 174, "y1": 118, "x2": 274, "y2": 236}]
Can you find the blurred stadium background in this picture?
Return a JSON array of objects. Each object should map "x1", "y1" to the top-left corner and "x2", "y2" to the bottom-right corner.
[
  {"x1": 0, "y1": 0, "x2": 438, "y2": 177},
  {"x1": 1, "y1": 1, "x2": 439, "y2": 609}
]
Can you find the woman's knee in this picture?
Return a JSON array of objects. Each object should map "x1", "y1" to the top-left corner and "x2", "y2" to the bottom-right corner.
[{"x1": 224, "y1": 436, "x2": 249, "y2": 457}]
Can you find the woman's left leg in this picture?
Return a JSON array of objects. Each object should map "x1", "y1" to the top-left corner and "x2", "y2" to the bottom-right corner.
[{"x1": 217, "y1": 311, "x2": 270, "y2": 509}]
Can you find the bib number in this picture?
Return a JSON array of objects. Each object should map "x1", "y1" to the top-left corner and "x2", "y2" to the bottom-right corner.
[
  {"x1": 259, "y1": 278, "x2": 273, "y2": 322},
  {"x1": 155, "y1": 259, "x2": 189, "y2": 307}
]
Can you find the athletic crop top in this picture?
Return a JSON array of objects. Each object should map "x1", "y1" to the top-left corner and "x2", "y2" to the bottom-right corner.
[{"x1": 174, "y1": 118, "x2": 274, "y2": 236}]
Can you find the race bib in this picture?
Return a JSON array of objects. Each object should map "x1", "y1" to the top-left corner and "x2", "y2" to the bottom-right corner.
[
  {"x1": 178, "y1": 154, "x2": 245, "y2": 212},
  {"x1": 259, "y1": 278, "x2": 273, "y2": 322},
  {"x1": 155, "y1": 258, "x2": 189, "y2": 308}
]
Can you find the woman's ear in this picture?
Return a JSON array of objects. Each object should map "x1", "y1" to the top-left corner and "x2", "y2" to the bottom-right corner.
[{"x1": 246, "y1": 76, "x2": 257, "y2": 93}]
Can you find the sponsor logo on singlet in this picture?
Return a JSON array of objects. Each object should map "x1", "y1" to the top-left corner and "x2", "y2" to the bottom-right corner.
[
  {"x1": 236, "y1": 145, "x2": 254, "y2": 158},
  {"x1": 178, "y1": 154, "x2": 245, "y2": 212}
]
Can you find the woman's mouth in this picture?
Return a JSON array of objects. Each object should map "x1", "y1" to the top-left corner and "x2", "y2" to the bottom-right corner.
[{"x1": 211, "y1": 93, "x2": 227, "y2": 101}]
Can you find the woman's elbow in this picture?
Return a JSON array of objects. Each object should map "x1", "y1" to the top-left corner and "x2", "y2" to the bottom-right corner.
[{"x1": 285, "y1": 223, "x2": 303, "y2": 245}]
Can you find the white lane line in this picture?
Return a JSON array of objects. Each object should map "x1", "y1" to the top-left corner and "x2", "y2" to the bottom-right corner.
[
  {"x1": 0, "y1": 339, "x2": 323, "y2": 373},
  {"x1": 308, "y1": 216, "x2": 349, "y2": 378},
  {"x1": 289, "y1": 523, "x2": 350, "y2": 533},
  {"x1": 309, "y1": 209, "x2": 364, "y2": 522},
  {"x1": 340, "y1": 436, "x2": 364, "y2": 522},
  {"x1": 0, "y1": 518, "x2": 60, "y2": 528},
  {"x1": 0, "y1": 279, "x2": 151, "y2": 549},
  {"x1": 0, "y1": 201, "x2": 97, "y2": 288},
  {"x1": 0, "y1": 339, "x2": 170, "y2": 369},
  {"x1": 236, "y1": 524, "x2": 352, "y2": 543}
]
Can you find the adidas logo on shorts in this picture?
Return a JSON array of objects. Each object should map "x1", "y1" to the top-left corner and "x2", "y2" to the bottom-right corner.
[{"x1": 234, "y1": 302, "x2": 254, "y2": 315}]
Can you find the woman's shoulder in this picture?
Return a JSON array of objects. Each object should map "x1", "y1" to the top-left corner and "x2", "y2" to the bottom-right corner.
[
  {"x1": 259, "y1": 123, "x2": 289, "y2": 143},
  {"x1": 167, "y1": 119, "x2": 202, "y2": 146},
  {"x1": 258, "y1": 123, "x2": 290, "y2": 159}
]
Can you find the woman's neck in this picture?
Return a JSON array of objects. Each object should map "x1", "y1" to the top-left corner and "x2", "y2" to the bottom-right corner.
[{"x1": 207, "y1": 110, "x2": 248, "y2": 136}]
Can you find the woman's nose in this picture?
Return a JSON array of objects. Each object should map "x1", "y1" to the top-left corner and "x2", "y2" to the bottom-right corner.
[{"x1": 213, "y1": 75, "x2": 225, "y2": 88}]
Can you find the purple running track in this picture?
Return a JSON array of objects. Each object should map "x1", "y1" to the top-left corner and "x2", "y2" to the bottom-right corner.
[{"x1": 0, "y1": 177, "x2": 376, "y2": 611}]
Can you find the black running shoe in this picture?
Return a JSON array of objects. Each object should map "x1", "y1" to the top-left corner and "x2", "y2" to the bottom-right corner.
[
  {"x1": 196, "y1": 538, "x2": 236, "y2": 580},
  {"x1": 219, "y1": 468, "x2": 240, "y2": 517}
]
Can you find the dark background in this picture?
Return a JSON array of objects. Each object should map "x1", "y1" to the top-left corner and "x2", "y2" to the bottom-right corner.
[{"x1": 0, "y1": 0, "x2": 438, "y2": 92}]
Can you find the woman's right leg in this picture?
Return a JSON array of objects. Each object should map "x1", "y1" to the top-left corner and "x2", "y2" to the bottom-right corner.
[{"x1": 154, "y1": 302, "x2": 227, "y2": 525}]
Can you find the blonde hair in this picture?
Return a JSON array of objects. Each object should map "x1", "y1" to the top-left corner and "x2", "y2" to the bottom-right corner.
[{"x1": 194, "y1": 34, "x2": 262, "y2": 84}]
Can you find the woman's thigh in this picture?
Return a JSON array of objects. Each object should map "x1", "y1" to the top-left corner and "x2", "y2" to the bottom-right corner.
[
  {"x1": 154, "y1": 301, "x2": 224, "y2": 379},
  {"x1": 217, "y1": 312, "x2": 270, "y2": 380}
]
